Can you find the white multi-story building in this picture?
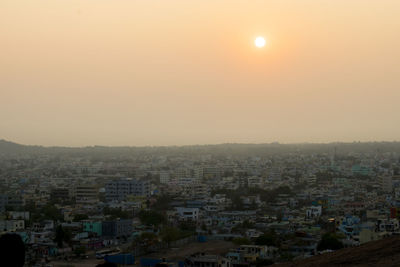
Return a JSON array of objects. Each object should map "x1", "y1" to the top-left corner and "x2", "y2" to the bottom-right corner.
[
  {"x1": 75, "y1": 184, "x2": 98, "y2": 204},
  {"x1": 247, "y1": 176, "x2": 264, "y2": 188},
  {"x1": 8, "y1": 211, "x2": 30, "y2": 220},
  {"x1": 175, "y1": 207, "x2": 200, "y2": 221},
  {"x1": 381, "y1": 175, "x2": 393, "y2": 193},
  {"x1": 159, "y1": 171, "x2": 170, "y2": 184},
  {"x1": 106, "y1": 178, "x2": 150, "y2": 202},
  {"x1": 267, "y1": 167, "x2": 282, "y2": 182},
  {"x1": 194, "y1": 167, "x2": 204, "y2": 181},
  {"x1": 307, "y1": 174, "x2": 317, "y2": 185},
  {"x1": 306, "y1": 205, "x2": 322, "y2": 219},
  {"x1": 175, "y1": 168, "x2": 190, "y2": 180},
  {"x1": 186, "y1": 183, "x2": 209, "y2": 198},
  {"x1": 178, "y1": 177, "x2": 197, "y2": 186}
]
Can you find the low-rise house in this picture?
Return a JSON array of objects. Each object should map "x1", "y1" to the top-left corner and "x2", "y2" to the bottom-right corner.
[
  {"x1": 236, "y1": 245, "x2": 278, "y2": 260},
  {"x1": 377, "y1": 218, "x2": 399, "y2": 232},
  {"x1": 32, "y1": 220, "x2": 54, "y2": 232},
  {"x1": 185, "y1": 253, "x2": 231, "y2": 267},
  {"x1": 338, "y1": 215, "x2": 361, "y2": 237},
  {"x1": 285, "y1": 236, "x2": 318, "y2": 257},
  {"x1": 354, "y1": 228, "x2": 380, "y2": 244},
  {"x1": 8, "y1": 211, "x2": 30, "y2": 220},
  {"x1": 0, "y1": 219, "x2": 25, "y2": 232},
  {"x1": 245, "y1": 229, "x2": 263, "y2": 239},
  {"x1": 29, "y1": 231, "x2": 53, "y2": 244},
  {"x1": 306, "y1": 206, "x2": 322, "y2": 219},
  {"x1": 175, "y1": 207, "x2": 200, "y2": 222}
]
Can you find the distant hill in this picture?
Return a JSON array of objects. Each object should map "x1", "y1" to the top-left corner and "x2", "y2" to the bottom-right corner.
[
  {"x1": 0, "y1": 139, "x2": 24, "y2": 150},
  {"x1": 1, "y1": 139, "x2": 400, "y2": 157},
  {"x1": 276, "y1": 236, "x2": 400, "y2": 267},
  {"x1": 0, "y1": 139, "x2": 43, "y2": 154}
]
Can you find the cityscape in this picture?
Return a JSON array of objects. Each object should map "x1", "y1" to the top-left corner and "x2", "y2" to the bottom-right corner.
[
  {"x1": 1, "y1": 141, "x2": 400, "y2": 266},
  {"x1": 1, "y1": 0, "x2": 400, "y2": 266}
]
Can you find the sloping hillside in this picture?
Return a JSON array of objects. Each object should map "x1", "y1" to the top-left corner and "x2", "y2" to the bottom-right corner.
[{"x1": 277, "y1": 236, "x2": 400, "y2": 267}]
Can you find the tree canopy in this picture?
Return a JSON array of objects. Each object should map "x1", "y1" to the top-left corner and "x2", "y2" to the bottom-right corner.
[
  {"x1": 138, "y1": 210, "x2": 166, "y2": 226},
  {"x1": 317, "y1": 233, "x2": 344, "y2": 251}
]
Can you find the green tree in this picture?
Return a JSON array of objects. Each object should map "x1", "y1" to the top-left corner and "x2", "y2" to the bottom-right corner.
[
  {"x1": 317, "y1": 233, "x2": 344, "y2": 251},
  {"x1": 133, "y1": 232, "x2": 159, "y2": 253},
  {"x1": 138, "y1": 210, "x2": 166, "y2": 226},
  {"x1": 54, "y1": 225, "x2": 71, "y2": 248},
  {"x1": 256, "y1": 259, "x2": 274, "y2": 266},
  {"x1": 139, "y1": 232, "x2": 158, "y2": 241},
  {"x1": 255, "y1": 233, "x2": 277, "y2": 246},
  {"x1": 74, "y1": 246, "x2": 86, "y2": 257},
  {"x1": 103, "y1": 207, "x2": 132, "y2": 219},
  {"x1": 261, "y1": 186, "x2": 292, "y2": 203},
  {"x1": 152, "y1": 195, "x2": 173, "y2": 211},
  {"x1": 73, "y1": 214, "x2": 89, "y2": 222},
  {"x1": 249, "y1": 199, "x2": 258, "y2": 210},
  {"x1": 231, "y1": 195, "x2": 244, "y2": 210},
  {"x1": 232, "y1": 237, "x2": 251, "y2": 246},
  {"x1": 178, "y1": 221, "x2": 196, "y2": 232},
  {"x1": 161, "y1": 226, "x2": 180, "y2": 246},
  {"x1": 276, "y1": 211, "x2": 283, "y2": 222},
  {"x1": 242, "y1": 220, "x2": 254, "y2": 229},
  {"x1": 42, "y1": 204, "x2": 63, "y2": 221}
]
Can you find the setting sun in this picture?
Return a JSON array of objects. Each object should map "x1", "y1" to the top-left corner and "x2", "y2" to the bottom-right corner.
[{"x1": 255, "y1": 36, "x2": 266, "y2": 48}]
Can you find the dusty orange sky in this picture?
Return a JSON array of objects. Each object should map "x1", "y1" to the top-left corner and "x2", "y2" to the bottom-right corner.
[{"x1": 1, "y1": 0, "x2": 399, "y2": 146}]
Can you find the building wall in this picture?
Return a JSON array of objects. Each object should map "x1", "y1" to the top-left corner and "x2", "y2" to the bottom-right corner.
[
  {"x1": 159, "y1": 172, "x2": 170, "y2": 184},
  {"x1": 0, "y1": 220, "x2": 25, "y2": 232},
  {"x1": 50, "y1": 188, "x2": 70, "y2": 202},
  {"x1": 102, "y1": 219, "x2": 132, "y2": 238},
  {"x1": 175, "y1": 207, "x2": 199, "y2": 221},
  {"x1": 75, "y1": 185, "x2": 98, "y2": 204},
  {"x1": 381, "y1": 176, "x2": 393, "y2": 193},
  {"x1": 0, "y1": 195, "x2": 8, "y2": 213},
  {"x1": 83, "y1": 221, "x2": 102, "y2": 236},
  {"x1": 105, "y1": 179, "x2": 150, "y2": 202}
]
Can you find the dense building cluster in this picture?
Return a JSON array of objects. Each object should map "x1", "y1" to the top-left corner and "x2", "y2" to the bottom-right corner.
[{"x1": 1, "y1": 141, "x2": 400, "y2": 266}]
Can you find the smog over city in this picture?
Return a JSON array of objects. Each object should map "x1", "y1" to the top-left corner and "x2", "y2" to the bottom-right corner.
[{"x1": 1, "y1": 1, "x2": 400, "y2": 266}]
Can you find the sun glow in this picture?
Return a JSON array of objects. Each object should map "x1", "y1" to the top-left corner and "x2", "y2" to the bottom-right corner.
[{"x1": 255, "y1": 36, "x2": 266, "y2": 48}]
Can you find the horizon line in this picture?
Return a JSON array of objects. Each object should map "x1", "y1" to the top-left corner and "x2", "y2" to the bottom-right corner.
[{"x1": 1, "y1": 138, "x2": 400, "y2": 149}]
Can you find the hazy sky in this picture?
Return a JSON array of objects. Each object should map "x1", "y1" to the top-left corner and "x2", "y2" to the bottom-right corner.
[{"x1": 1, "y1": 0, "x2": 400, "y2": 146}]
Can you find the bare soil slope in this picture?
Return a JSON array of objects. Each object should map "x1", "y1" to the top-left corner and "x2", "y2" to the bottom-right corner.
[
  {"x1": 277, "y1": 236, "x2": 400, "y2": 267},
  {"x1": 145, "y1": 240, "x2": 236, "y2": 261}
]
